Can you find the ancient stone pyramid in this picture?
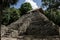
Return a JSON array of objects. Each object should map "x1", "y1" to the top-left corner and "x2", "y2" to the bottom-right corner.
[{"x1": 1, "y1": 8, "x2": 59, "y2": 38}]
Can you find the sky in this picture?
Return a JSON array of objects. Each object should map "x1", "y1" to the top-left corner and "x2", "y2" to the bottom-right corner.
[{"x1": 11, "y1": 0, "x2": 42, "y2": 9}]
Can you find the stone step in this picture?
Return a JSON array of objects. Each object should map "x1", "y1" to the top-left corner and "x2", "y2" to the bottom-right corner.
[{"x1": 3, "y1": 30, "x2": 13, "y2": 37}]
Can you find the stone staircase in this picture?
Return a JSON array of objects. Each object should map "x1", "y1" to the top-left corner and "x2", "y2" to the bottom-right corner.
[{"x1": 3, "y1": 30, "x2": 13, "y2": 37}]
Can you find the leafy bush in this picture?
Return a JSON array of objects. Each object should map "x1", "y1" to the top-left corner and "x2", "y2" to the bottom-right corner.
[
  {"x1": 2, "y1": 8, "x2": 20, "y2": 25},
  {"x1": 20, "y1": 2, "x2": 32, "y2": 15}
]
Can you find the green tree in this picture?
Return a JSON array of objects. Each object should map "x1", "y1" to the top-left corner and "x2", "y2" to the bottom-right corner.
[
  {"x1": 1, "y1": 0, "x2": 18, "y2": 9},
  {"x1": 42, "y1": 0, "x2": 60, "y2": 9},
  {"x1": 42, "y1": 0, "x2": 60, "y2": 26},
  {"x1": 2, "y1": 8, "x2": 20, "y2": 25},
  {"x1": 20, "y1": 2, "x2": 32, "y2": 15},
  {"x1": 0, "y1": 0, "x2": 19, "y2": 25}
]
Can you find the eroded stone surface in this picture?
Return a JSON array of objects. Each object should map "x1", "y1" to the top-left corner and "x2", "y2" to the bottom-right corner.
[
  {"x1": 1, "y1": 8, "x2": 59, "y2": 38},
  {"x1": 1, "y1": 37, "x2": 17, "y2": 40}
]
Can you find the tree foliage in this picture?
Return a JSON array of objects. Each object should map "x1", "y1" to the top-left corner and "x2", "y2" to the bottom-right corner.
[
  {"x1": 20, "y1": 2, "x2": 32, "y2": 15},
  {"x1": 42, "y1": 0, "x2": 60, "y2": 9},
  {"x1": 42, "y1": 0, "x2": 60, "y2": 26},
  {"x1": 45, "y1": 9, "x2": 60, "y2": 26},
  {"x1": 0, "y1": 0, "x2": 19, "y2": 9},
  {"x1": 0, "y1": 0, "x2": 19, "y2": 25},
  {"x1": 2, "y1": 8, "x2": 20, "y2": 25}
]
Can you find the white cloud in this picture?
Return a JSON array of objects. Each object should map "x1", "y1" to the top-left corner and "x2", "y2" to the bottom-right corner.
[{"x1": 25, "y1": 0, "x2": 39, "y2": 9}]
